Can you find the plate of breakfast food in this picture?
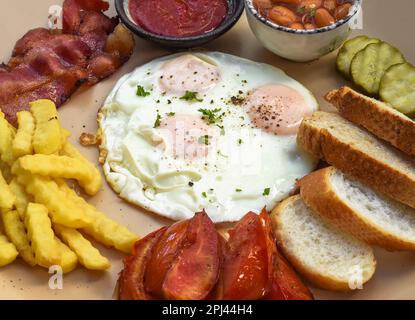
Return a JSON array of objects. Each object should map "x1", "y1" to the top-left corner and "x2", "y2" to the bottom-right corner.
[{"x1": 1, "y1": 0, "x2": 415, "y2": 300}]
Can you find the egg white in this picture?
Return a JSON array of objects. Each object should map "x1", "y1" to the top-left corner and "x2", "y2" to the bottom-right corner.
[{"x1": 99, "y1": 52, "x2": 318, "y2": 222}]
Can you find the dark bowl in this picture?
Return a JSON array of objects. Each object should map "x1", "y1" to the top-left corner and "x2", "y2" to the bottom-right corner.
[{"x1": 115, "y1": 0, "x2": 245, "y2": 49}]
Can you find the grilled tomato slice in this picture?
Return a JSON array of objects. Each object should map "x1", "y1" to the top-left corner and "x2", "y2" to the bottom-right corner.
[
  {"x1": 144, "y1": 220, "x2": 189, "y2": 297},
  {"x1": 162, "y1": 211, "x2": 221, "y2": 300},
  {"x1": 221, "y1": 211, "x2": 273, "y2": 300},
  {"x1": 266, "y1": 251, "x2": 314, "y2": 300},
  {"x1": 119, "y1": 227, "x2": 167, "y2": 300}
]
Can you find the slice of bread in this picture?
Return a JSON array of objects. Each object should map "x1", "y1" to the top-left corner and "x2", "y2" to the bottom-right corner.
[
  {"x1": 271, "y1": 195, "x2": 376, "y2": 291},
  {"x1": 297, "y1": 111, "x2": 415, "y2": 209},
  {"x1": 325, "y1": 86, "x2": 415, "y2": 156},
  {"x1": 299, "y1": 167, "x2": 415, "y2": 251}
]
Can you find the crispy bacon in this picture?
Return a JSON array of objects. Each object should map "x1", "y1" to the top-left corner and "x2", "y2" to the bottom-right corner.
[
  {"x1": 0, "y1": 0, "x2": 134, "y2": 126},
  {"x1": 76, "y1": 0, "x2": 110, "y2": 12},
  {"x1": 63, "y1": 0, "x2": 113, "y2": 35},
  {"x1": 1, "y1": 76, "x2": 81, "y2": 125},
  {"x1": 78, "y1": 11, "x2": 118, "y2": 35},
  {"x1": 12, "y1": 28, "x2": 52, "y2": 58},
  {"x1": 63, "y1": 0, "x2": 81, "y2": 34}
]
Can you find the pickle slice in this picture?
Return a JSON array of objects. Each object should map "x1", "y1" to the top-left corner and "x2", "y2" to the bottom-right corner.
[
  {"x1": 336, "y1": 36, "x2": 380, "y2": 80},
  {"x1": 380, "y1": 62, "x2": 415, "y2": 115},
  {"x1": 350, "y1": 42, "x2": 405, "y2": 96}
]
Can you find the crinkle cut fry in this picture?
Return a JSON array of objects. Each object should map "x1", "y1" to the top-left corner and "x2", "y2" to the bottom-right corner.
[
  {"x1": 8, "y1": 178, "x2": 31, "y2": 220},
  {"x1": 13, "y1": 111, "x2": 34, "y2": 158},
  {"x1": 13, "y1": 168, "x2": 92, "y2": 228},
  {"x1": 0, "y1": 112, "x2": 15, "y2": 165},
  {"x1": 58, "y1": 180, "x2": 138, "y2": 253},
  {"x1": 30, "y1": 99, "x2": 63, "y2": 155},
  {"x1": 0, "y1": 234, "x2": 18, "y2": 267},
  {"x1": 55, "y1": 237, "x2": 78, "y2": 273},
  {"x1": 0, "y1": 169, "x2": 15, "y2": 211},
  {"x1": 25, "y1": 203, "x2": 61, "y2": 268},
  {"x1": 54, "y1": 224, "x2": 110, "y2": 270},
  {"x1": 60, "y1": 142, "x2": 102, "y2": 195},
  {"x1": 16, "y1": 154, "x2": 97, "y2": 195},
  {"x1": 1, "y1": 210, "x2": 36, "y2": 266}
]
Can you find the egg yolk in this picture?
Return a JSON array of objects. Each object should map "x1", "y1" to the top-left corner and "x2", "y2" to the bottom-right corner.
[
  {"x1": 159, "y1": 55, "x2": 221, "y2": 96},
  {"x1": 158, "y1": 114, "x2": 217, "y2": 161},
  {"x1": 245, "y1": 84, "x2": 313, "y2": 135}
]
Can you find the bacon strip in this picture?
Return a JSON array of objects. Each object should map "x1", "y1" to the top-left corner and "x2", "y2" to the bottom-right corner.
[{"x1": 0, "y1": 0, "x2": 134, "y2": 125}]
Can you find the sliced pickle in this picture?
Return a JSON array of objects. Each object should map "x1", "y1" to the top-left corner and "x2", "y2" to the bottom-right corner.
[
  {"x1": 380, "y1": 62, "x2": 415, "y2": 115},
  {"x1": 336, "y1": 35, "x2": 380, "y2": 80},
  {"x1": 350, "y1": 42, "x2": 405, "y2": 96}
]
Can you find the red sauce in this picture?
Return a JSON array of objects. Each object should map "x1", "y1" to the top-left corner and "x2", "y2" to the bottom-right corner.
[{"x1": 129, "y1": 0, "x2": 229, "y2": 37}]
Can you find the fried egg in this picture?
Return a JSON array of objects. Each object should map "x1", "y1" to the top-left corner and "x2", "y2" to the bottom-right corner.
[{"x1": 98, "y1": 52, "x2": 318, "y2": 222}]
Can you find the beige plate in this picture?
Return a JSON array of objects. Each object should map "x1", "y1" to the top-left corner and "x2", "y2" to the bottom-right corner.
[{"x1": 1, "y1": 0, "x2": 414, "y2": 300}]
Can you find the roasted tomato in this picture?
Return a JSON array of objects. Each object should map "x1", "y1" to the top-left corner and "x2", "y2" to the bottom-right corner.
[
  {"x1": 221, "y1": 212, "x2": 272, "y2": 300},
  {"x1": 119, "y1": 227, "x2": 167, "y2": 300},
  {"x1": 144, "y1": 220, "x2": 189, "y2": 297},
  {"x1": 266, "y1": 251, "x2": 314, "y2": 300},
  {"x1": 162, "y1": 211, "x2": 221, "y2": 300},
  {"x1": 259, "y1": 208, "x2": 277, "y2": 283},
  {"x1": 207, "y1": 234, "x2": 227, "y2": 300}
]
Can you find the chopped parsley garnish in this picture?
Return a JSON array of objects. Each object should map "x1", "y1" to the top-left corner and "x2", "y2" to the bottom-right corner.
[
  {"x1": 263, "y1": 188, "x2": 271, "y2": 196},
  {"x1": 201, "y1": 192, "x2": 207, "y2": 198},
  {"x1": 297, "y1": 5, "x2": 305, "y2": 14},
  {"x1": 198, "y1": 108, "x2": 223, "y2": 125},
  {"x1": 180, "y1": 91, "x2": 203, "y2": 103},
  {"x1": 198, "y1": 135, "x2": 211, "y2": 145},
  {"x1": 297, "y1": 5, "x2": 316, "y2": 17},
  {"x1": 217, "y1": 124, "x2": 225, "y2": 136},
  {"x1": 136, "y1": 85, "x2": 150, "y2": 97},
  {"x1": 167, "y1": 112, "x2": 176, "y2": 117},
  {"x1": 238, "y1": 138, "x2": 243, "y2": 145},
  {"x1": 153, "y1": 113, "x2": 161, "y2": 128},
  {"x1": 235, "y1": 189, "x2": 242, "y2": 192}
]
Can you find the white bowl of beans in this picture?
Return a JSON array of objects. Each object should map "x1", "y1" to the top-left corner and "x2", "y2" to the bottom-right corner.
[{"x1": 246, "y1": 0, "x2": 361, "y2": 62}]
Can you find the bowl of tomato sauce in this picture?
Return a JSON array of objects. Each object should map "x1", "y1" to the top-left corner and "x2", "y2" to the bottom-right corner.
[
  {"x1": 246, "y1": 0, "x2": 361, "y2": 62},
  {"x1": 115, "y1": 0, "x2": 245, "y2": 48}
]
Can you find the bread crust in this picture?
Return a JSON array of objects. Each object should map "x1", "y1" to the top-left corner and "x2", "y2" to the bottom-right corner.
[
  {"x1": 297, "y1": 112, "x2": 415, "y2": 209},
  {"x1": 271, "y1": 195, "x2": 374, "y2": 292},
  {"x1": 325, "y1": 86, "x2": 415, "y2": 156},
  {"x1": 299, "y1": 167, "x2": 415, "y2": 251}
]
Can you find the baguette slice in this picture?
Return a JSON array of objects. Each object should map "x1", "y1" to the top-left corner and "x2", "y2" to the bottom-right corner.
[
  {"x1": 299, "y1": 167, "x2": 415, "y2": 251},
  {"x1": 325, "y1": 86, "x2": 415, "y2": 156},
  {"x1": 271, "y1": 195, "x2": 376, "y2": 291},
  {"x1": 297, "y1": 111, "x2": 415, "y2": 209}
]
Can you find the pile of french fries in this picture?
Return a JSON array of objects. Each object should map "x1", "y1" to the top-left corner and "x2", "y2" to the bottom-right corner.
[{"x1": 0, "y1": 99, "x2": 139, "y2": 272}]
